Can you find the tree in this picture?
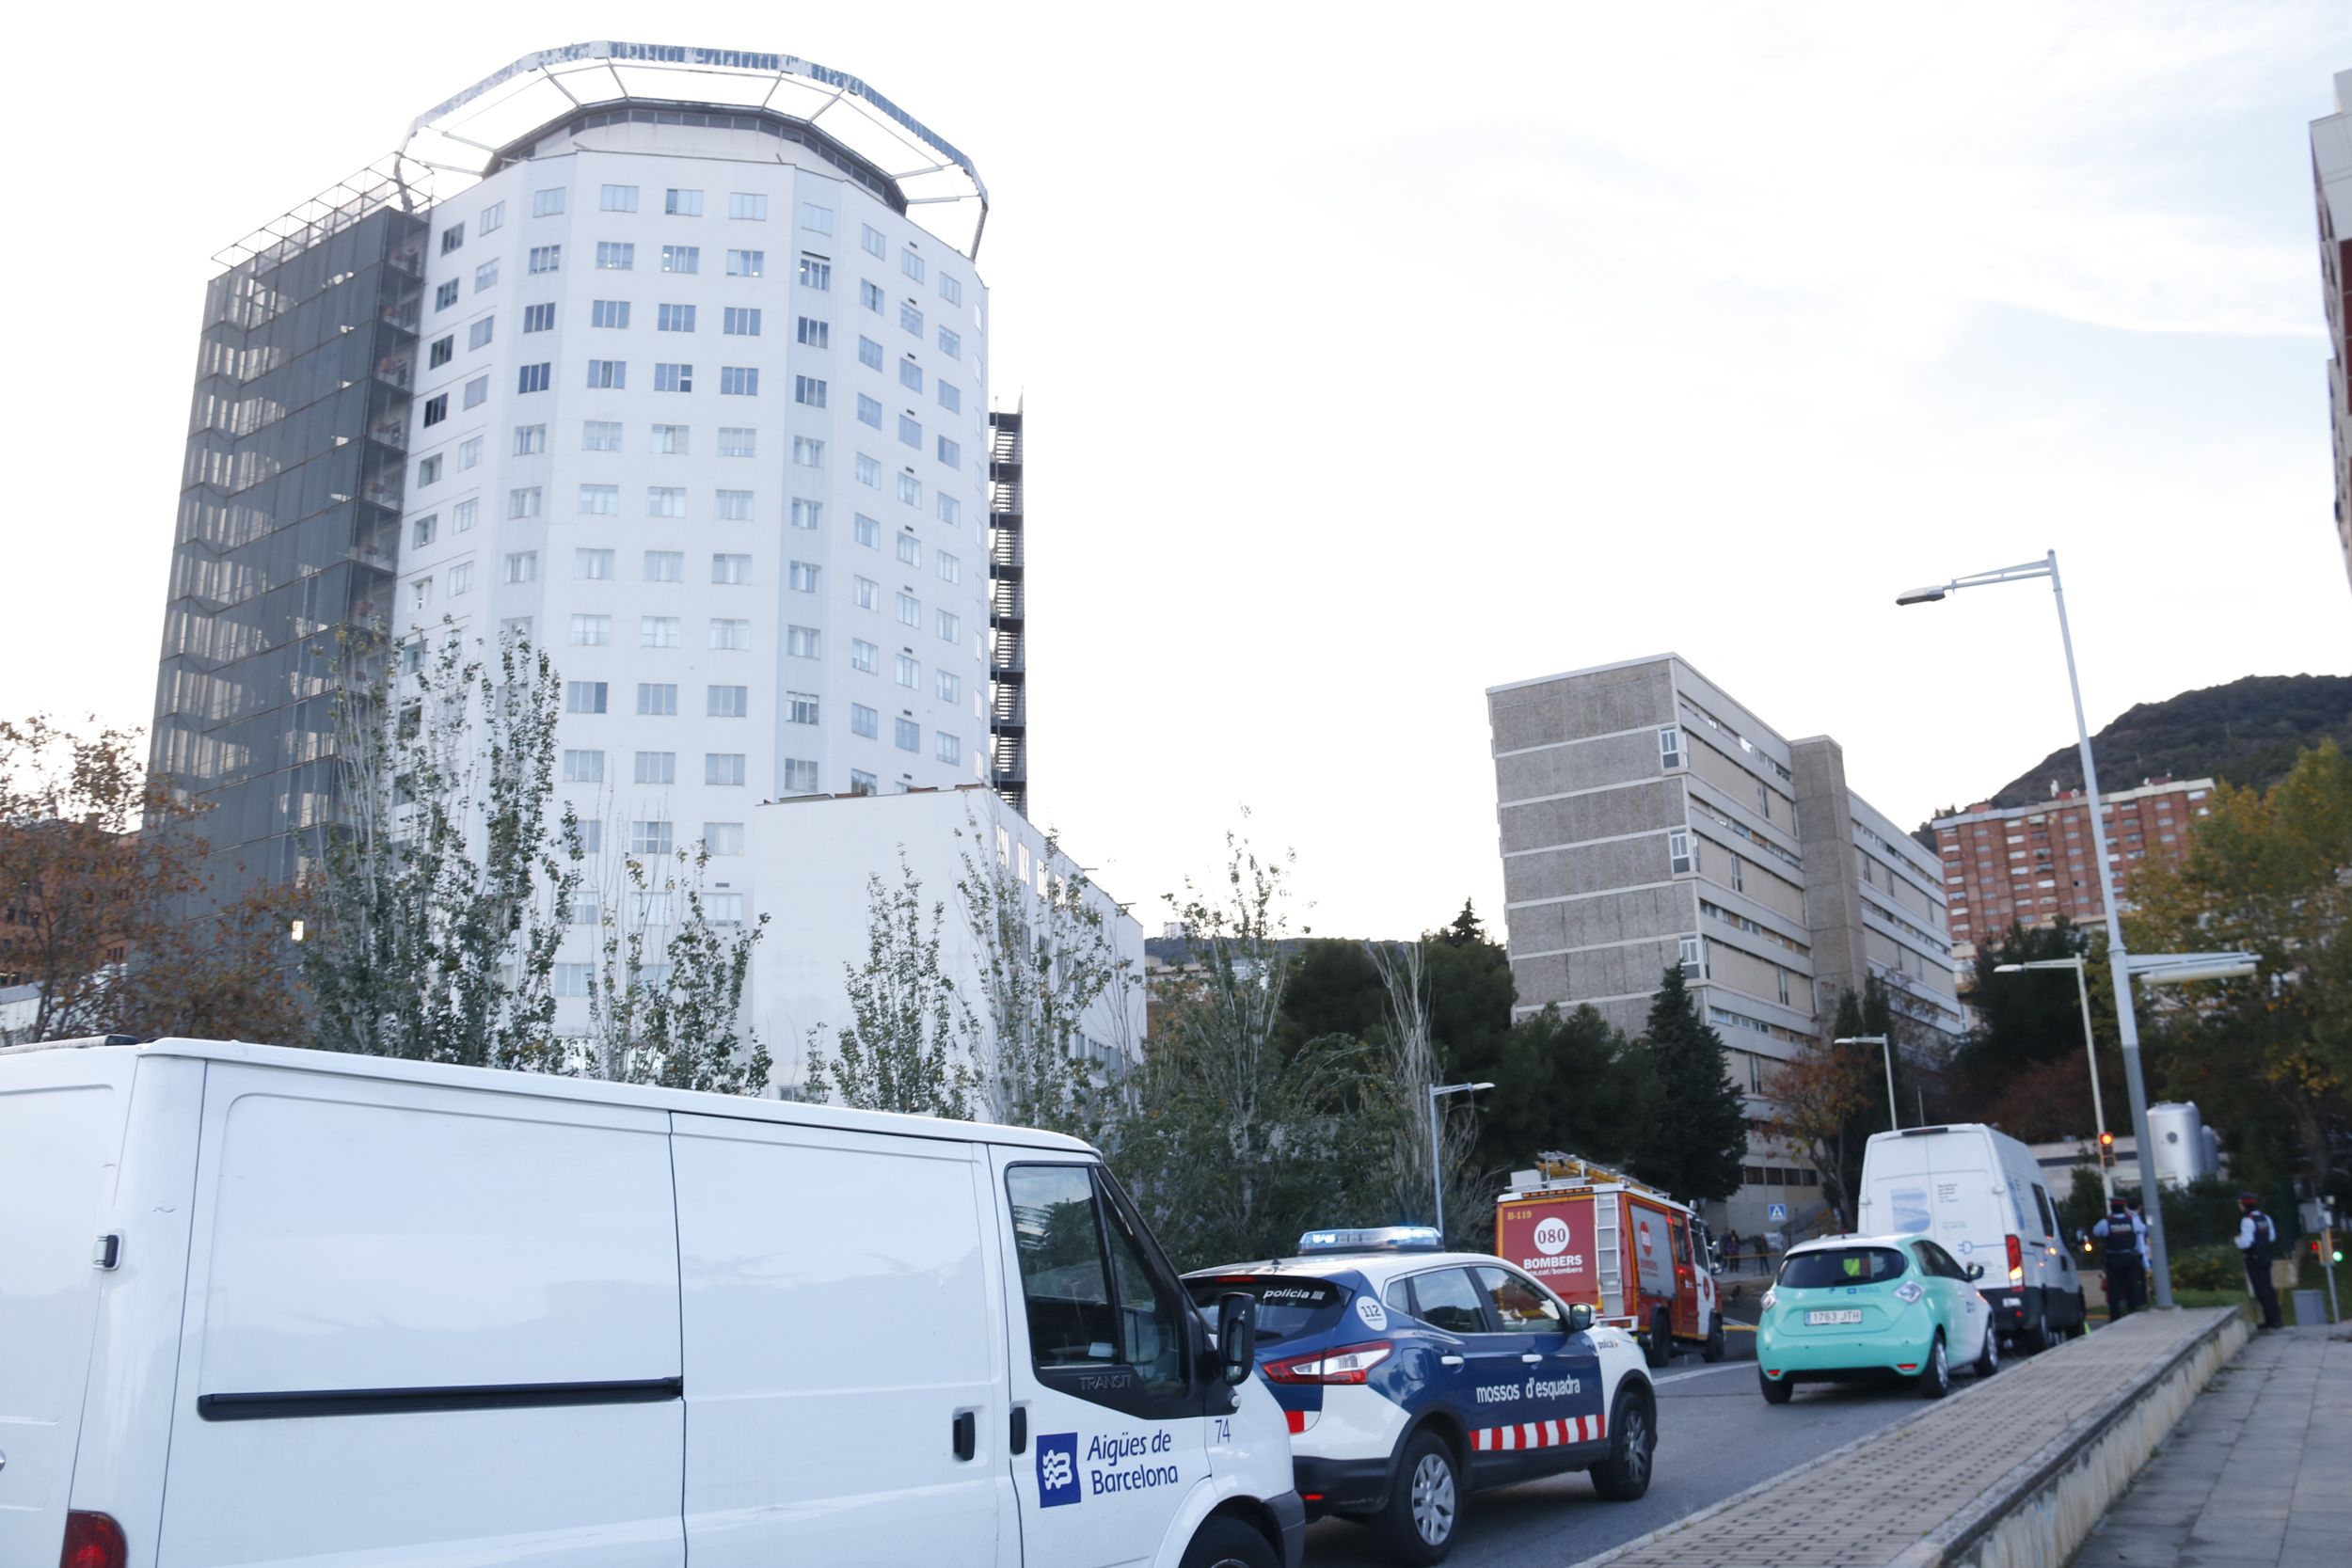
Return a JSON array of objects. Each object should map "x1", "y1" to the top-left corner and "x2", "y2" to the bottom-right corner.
[
  {"x1": 1112, "y1": 831, "x2": 1377, "y2": 1268},
  {"x1": 299, "y1": 626, "x2": 579, "y2": 1069},
  {"x1": 1475, "y1": 1004, "x2": 1660, "y2": 1177},
  {"x1": 1364, "y1": 940, "x2": 1484, "y2": 1244},
  {"x1": 1765, "y1": 1029, "x2": 1875, "y2": 1228},
  {"x1": 107, "y1": 882, "x2": 310, "y2": 1046},
  {"x1": 1628, "y1": 965, "x2": 1748, "y2": 1201},
  {"x1": 954, "y1": 804, "x2": 1136, "y2": 1138},
  {"x1": 2127, "y1": 742, "x2": 2352, "y2": 1202},
  {"x1": 1274, "y1": 939, "x2": 1386, "y2": 1059},
  {"x1": 805, "y1": 853, "x2": 977, "y2": 1119},
  {"x1": 1945, "y1": 919, "x2": 2122, "y2": 1140},
  {"x1": 0, "y1": 716, "x2": 304, "y2": 1046},
  {"x1": 580, "y1": 841, "x2": 771, "y2": 1095}
]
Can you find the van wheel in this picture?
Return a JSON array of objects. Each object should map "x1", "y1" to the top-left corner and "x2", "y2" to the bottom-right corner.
[
  {"x1": 1702, "y1": 1317, "x2": 1726, "y2": 1363},
  {"x1": 2062, "y1": 1294, "x2": 2089, "y2": 1339},
  {"x1": 2019, "y1": 1308, "x2": 2053, "y2": 1355},
  {"x1": 1918, "y1": 1332, "x2": 1951, "y2": 1400},
  {"x1": 1588, "y1": 1388, "x2": 1655, "y2": 1501},
  {"x1": 1375, "y1": 1430, "x2": 1462, "y2": 1564},
  {"x1": 1758, "y1": 1368, "x2": 1793, "y2": 1404},
  {"x1": 1181, "y1": 1516, "x2": 1279, "y2": 1568},
  {"x1": 1645, "y1": 1309, "x2": 1673, "y2": 1368}
]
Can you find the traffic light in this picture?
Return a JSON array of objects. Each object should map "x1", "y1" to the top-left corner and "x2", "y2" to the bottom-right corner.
[{"x1": 2097, "y1": 1132, "x2": 2116, "y2": 1171}]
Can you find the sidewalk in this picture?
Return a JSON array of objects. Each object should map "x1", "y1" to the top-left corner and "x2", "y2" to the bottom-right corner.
[
  {"x1": 1585, "y1": 1307, "x2": 2241, "y2": 1568},
  {"x1": 2069, "y1": 1323, "x2": 2352, "y2": 1568}
]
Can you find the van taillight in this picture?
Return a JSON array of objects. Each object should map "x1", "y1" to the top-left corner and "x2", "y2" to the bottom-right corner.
[
  {"x1": 60, "y1": 1512, "x2": 126, "y2": 1568},
  {"x1": 2005, "y1": 1234, "x2": 2024, "y2": 1283}
]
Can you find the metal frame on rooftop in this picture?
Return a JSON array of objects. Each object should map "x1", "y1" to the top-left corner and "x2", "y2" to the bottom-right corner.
[{"x1": 401, "y1": 41, "x2": 990, "y2": 259}]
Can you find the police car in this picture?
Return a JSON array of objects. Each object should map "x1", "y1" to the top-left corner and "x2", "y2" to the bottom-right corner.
[{"x1": 1184, "y1": 1227, "x2": 1657, "y2": 1565}]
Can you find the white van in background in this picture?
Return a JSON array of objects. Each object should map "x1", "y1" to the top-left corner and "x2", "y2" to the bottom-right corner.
[
  {"x1": 0, "y1": 1037, "x2": 1303, "y2": 1568},
  {"x1": 1856, "y1": 1123, "x2": 2088, "y2": 1352}
]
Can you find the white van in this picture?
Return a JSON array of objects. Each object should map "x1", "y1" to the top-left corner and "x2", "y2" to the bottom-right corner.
[
  {"x1": 1855, "y1": 1123, "x2": 2088, "y2": 1351},
  {"x1": 0, "y1": 1037, "x2": 1303, "y2": 1568}
]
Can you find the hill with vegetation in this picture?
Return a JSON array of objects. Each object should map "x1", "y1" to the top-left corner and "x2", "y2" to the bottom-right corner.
[
  {"x1": 1910, "y1": 676, "x2": 2352, "y2": 846},
  {"x1": 1930, "y1": 674, "x2": 2352, "y2": 823}
]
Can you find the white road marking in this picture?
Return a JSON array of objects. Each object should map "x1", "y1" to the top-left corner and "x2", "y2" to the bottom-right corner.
[{"x1": 1654, "y1": 1362, "x2": 1754, "y2": 1386}]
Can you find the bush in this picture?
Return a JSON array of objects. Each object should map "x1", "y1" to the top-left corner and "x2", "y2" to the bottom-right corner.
[{"x1": 2169, "y1": 1242, "x2": 2245, "y2": 1292}]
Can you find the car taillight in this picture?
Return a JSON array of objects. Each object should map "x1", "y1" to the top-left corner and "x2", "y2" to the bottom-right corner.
[
  {"x1": 2006, "y1": 1234, "x2": 2024, "y2": 1283},
  {"x1": 1760, "y1": 1288, "x2": 1777, "y2": 1312},
  {"x1": 1263, "y1": 1339, "x2": 1393, "y2": 1385},
  {"x1": 61, "y1": 1512, "x2": 127, "y2": 1568}
]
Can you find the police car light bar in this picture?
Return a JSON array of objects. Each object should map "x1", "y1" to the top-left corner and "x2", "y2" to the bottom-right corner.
[{"x1": 1297, "y1": 1226, "x2": 1443, "y2": 1255}]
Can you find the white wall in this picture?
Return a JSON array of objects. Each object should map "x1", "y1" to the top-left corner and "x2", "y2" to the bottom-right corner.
[{"x1": 747, "y1": 787, "x2": 1146, "y2": 1104}]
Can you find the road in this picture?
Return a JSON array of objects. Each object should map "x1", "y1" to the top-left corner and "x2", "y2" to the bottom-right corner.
[{"x1": 1298, "y1": 1311, "x2": 1962, "y2": 1568}]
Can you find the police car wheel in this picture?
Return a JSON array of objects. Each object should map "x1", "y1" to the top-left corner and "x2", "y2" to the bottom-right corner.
[
  {"x1": 1375, "y1": 1430, "x2": 1461, "y2": 1564},
  {"x1": 1179, "y1": 1516, "x2": 1279, "y2": 1568},
  {"x1": 1918, "y1": 1332, "x2": 1951, "y2": 1400},
  {"x1": 1588, "y1": 1389, "x2": 1655, "y2": 1501}
]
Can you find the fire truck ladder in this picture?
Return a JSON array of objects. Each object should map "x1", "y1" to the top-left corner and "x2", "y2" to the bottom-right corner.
[{"x1": 1594, "y1": 1198, "x2": 1625, "y2": 1320}]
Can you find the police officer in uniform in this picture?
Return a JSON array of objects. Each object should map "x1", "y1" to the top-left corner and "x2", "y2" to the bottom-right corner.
[
  {"x1": 2092, "y1": 1196, "x2": 2146, "y2": 1323},
  {"x1": 2234, "y1": 1191, "x2": 2284, "y2": 1330}
]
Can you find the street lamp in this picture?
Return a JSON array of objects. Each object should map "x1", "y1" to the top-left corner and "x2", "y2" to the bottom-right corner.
[
  {"x1": 1834, "y1": 1036, "x2": 1899, "y2": 1131},
  {"x1": 1995, "y1": 958, "x2": 2112, "y2": 1198},
  {"x1": 1897, "y1": 550, "x2": 2219, "y2": 1307},
  {"x1": 1429, "y1": 1081, "x2": 1494, "y2": 1240}
]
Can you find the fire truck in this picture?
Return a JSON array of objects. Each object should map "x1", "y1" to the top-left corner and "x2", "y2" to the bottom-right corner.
[{"x1": 1495, "y1": 1153, "x2": 1725, "y2": 1368}]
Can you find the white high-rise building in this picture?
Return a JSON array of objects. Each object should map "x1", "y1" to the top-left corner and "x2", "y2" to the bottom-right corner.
[{"x1": 155, "y1": 44, "x2": 1003, "y2": 900}]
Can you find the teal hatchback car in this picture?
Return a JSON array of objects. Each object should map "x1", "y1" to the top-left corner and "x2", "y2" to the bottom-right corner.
[{"x1": 1756, "y1": 1234, "x2": 1997, "y2": 1403}]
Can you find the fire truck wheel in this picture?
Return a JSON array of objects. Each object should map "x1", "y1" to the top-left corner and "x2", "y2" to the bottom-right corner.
[
  {"x1": 1645, "y1": 1309, "x2": 1673, "y2": 1368},
  {"x1": 1702, "y1": 1317, "x2": 1725, "y2": 1363}
]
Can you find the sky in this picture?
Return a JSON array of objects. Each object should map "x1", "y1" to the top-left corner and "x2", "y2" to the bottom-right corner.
[{"x1": 9, "y1": 0, "x2": 2349, "y2": 939}]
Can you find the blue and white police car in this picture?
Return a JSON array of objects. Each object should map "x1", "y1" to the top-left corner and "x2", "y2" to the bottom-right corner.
[{"x1": 1184, "y1": 1227, "x2": 1657, "y2": 1565}]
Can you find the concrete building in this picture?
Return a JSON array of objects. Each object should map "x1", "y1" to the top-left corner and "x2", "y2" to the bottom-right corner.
[
  {"x1": 2312, "y1": 69, "x2": 2352, "y2": 594},
  {"x1": 751, "y1": 785, "x2": 1142, "y2": 1091},
  {"x1": 1486, "y1": 654, "x2": 1963, "y2": 1236},
  {"x1": 152, "y1": 44, "x2": 1006, "y2": 906},
  {"x1": 1931, "y1": 778, "x2": 2214, "y2": 961}
]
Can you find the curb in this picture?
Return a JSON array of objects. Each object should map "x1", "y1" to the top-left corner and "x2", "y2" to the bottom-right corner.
[
  {"x1": 1893, "y1": 1307, "x2": 2249, "y2": 1568},
  {"x1": 1575, "y1": 1307, "x2": 2249, "y2": 1568}
]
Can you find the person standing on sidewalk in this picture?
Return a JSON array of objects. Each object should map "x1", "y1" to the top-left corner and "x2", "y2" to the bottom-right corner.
[
  {"x1": 1724, "y1": 1228, "x2": 1742, "y2": 1273},
  {"x1": 2234, "y1": 1191, "x2": 2285, "y2": 1329},
  {"x1": 2092, "y1": 1196, "x2": 2146, "y2": 1322}
]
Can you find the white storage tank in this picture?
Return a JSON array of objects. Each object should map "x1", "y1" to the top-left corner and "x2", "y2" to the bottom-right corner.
[{"x1": 2146, "y1": 1101, "x2": 2213, "y2": 1188}]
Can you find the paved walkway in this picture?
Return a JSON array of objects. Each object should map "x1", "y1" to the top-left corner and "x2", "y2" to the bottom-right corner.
[
  {"x1": 1586, "y1": 1307, "x2": 2235, "y2": 1568},
  {"x1": 2069, "y1": 1324, "x2": 2352, "y2": 1568}
]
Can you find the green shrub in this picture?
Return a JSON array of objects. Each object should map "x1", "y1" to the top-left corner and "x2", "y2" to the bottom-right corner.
[{"x1": 2169, "y1": 1242, "x2": 2245, "y2": 1292}]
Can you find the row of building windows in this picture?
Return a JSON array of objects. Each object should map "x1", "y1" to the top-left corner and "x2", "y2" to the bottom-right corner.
[
  {"x1": 555, "y1": 598, "x2": 963, "y2": 648},
  {"x1": 477, "y1": 187, "x2": 968, "y2": 302}
]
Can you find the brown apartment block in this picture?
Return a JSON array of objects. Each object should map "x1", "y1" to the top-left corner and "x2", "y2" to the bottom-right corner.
[{"x1": 1931, "y1": 778, "x2": 2214, "y2": 961}]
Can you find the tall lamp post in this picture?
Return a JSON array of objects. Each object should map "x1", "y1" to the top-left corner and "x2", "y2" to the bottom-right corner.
[
  {"x1": 1994, "y1": 958, "x2": 2112, "y2": 1199},
  {"x1": 1898, "y1": 551, "x2": 2252, "y2": 1307},
  {"x1": 1834, "y1": 1035, "x2": 1899, "y2": 1132},
  {"x1": 1429, "y1": 1081, "x2": 1494, "y2": 1241}
]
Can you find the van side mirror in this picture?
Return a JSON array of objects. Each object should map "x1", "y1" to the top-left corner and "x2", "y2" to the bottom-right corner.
[
  {"x1": 1566, "y1": 1303, "x2": 1595, "y2": 1334},
  {"x1": 1216, "y1": 1292, "x2": 1257, "y2": 1386},
  {"x1": 1965, "y1": 1262, "x2": 1985, "y2": 1281}
]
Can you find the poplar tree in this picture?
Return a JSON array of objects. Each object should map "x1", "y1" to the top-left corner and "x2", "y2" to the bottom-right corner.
[{"x1": 1628, "y1": 964, "x2": 1748, "y2": 1201}]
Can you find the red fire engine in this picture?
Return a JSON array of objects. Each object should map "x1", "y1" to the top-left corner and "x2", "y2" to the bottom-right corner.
[{"x1": 1495, "y1": 1153, "x2": 1725, "y2": 1367}]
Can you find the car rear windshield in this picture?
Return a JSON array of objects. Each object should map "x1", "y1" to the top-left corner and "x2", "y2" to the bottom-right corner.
[
  {"x1": 1184, "y1": 1275, "x2": 1348, "y2": 1345},
  {"x1": 1778, "y1": 1247, "x2": 1910, "y2": 1289}
]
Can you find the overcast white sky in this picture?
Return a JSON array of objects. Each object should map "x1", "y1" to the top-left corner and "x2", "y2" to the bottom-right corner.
[{"x1": 10, "y1": 1, "x2": 2348, "y2": 938}]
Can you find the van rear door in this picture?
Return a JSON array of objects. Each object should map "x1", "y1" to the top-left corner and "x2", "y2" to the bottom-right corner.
[{"x1": 0, "y1": 1049, "x2": 135, "y2": 1567}]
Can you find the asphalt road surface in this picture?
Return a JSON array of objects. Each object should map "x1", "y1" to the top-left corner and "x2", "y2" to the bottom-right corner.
[{"x1": 1297, "y1": 1319, "x2": 1968, "y2": 1568}]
